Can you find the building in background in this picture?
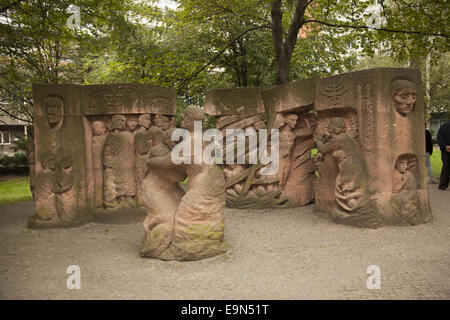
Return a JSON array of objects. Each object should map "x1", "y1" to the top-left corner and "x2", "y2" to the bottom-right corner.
[
  {"x1": 429, "y1": 112, "x2": 450, "y2": 140},
  {"x1": 0, "y1": 115, "x2": 30, "y2": 156}
]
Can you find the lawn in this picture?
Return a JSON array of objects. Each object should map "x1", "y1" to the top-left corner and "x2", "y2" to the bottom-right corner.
[
  {"x1": 0, "y1": 176, "x2": 33, "y2": 205},
  {"x1": 430, "y1": 147, "x2": 443, "y2": 179}
]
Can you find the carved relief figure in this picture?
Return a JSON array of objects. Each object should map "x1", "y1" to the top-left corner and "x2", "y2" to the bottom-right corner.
[
  {"x1": 315, "y1": 118, "x2": 369, "y2": 218},
  {"x1": 34, "y1": 149, "x2": 76, "y2": 222},
  {"x1": 43, "y1": 96, "x2": 64, "y2": 129},
  {"x1": 390, "y1": 154, "x2": 420, "y2": 221},
  {"x1": 135, "y1": 114, "x2": 152, "y2": 196},
  {"x1": 161, "y1": 115, "x2": 172, "y2": 131},
  {"x1": 141, "y1": 106, "x2": 226, "y2": 260},
  {"x1": 282, "y1": 115, "x2": 315, "y2": 206},
  {"x1": 126, "y1": 115, "x2": 138, "y2": 133},
  {"x1": 91, "y1": 120, "x2": 107, "y2": 208},
  {"x1": 153, "y1": 114, "x2": 164, "y2": 128},
  {"x1": 103, "y1": 114, "x2": 136, "y2": 208},
  {"x1": 52, "y1": 150, "x2": 76, "y2": 221},
  {"x1": 392, "y1": 155, "x2": 418, "y2": 193},
  {"x1": 279, "y1": 113, "x2": 298, "y2": 188},
  {"x1": 391, "y1": 79, "x2": 418, "y2": 117},
  {"x1": 35, "y1": 152, "x2": 57, "y2": 220}
]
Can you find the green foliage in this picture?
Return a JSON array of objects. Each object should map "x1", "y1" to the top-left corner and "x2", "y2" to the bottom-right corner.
[
  {"x1": 429, "y1": 53, "x2": 450, "y2": 114},
  {"x1": 0, "y1": 152, "x2": 28, "y2": 167},
  {"x1": 374, "y1": 0, "x2": 450, "y2": 62},
  {"x1": 1, "y1": 0, "x2": 448, "y2": 122}
]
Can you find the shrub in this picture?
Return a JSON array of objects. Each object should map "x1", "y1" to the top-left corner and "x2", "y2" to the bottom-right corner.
[{"x1": 0, "y1": 152, "x2": 28, "y2": 168}]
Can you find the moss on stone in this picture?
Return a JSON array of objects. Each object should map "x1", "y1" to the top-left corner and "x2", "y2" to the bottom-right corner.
[{"x1": 139, "y1": 224, "x2": 169, "y2": 257}]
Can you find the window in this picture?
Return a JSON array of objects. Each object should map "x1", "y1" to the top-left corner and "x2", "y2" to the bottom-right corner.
[{"x1": 1, "y1": 131, "x2": 11, "y2": 144}]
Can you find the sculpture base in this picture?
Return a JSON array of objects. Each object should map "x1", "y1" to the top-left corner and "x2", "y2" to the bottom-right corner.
[
  {"x1": 27, "y1": 212, "x2": 92, "y2": 229},
  {"x1": 140, "y1": 235, "x2": 227, "y2": 261}
]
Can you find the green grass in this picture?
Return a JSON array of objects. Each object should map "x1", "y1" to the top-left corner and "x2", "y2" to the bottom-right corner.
[
  {"x1": 430, "y1": 148, "x2": 442, "y2": 178},
  {"x1": 0, "y1": 177, "x2": 33, "y2": 205}
]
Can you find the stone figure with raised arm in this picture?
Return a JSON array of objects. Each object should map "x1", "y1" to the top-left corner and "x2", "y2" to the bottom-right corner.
[{"x1": 315, "y1": 117, "x2": 378, "y2": 226}]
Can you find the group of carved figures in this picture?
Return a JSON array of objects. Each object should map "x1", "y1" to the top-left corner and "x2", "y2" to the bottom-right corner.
[
  {"x1": 30, "y1": 71, "x2": 432, "y2": 261},
  {"x1": 219, "y1": 111, "x2": 316, "y2": 209},
  {"x1": 91, "y1": 113, "x2": 174, "y2": 209},
  {"x1": 312, "y1": 78, "x2": 424, "y2": 227},
  {"x1": 89, "y1": 107, "x2": 226, "y2": 260}
]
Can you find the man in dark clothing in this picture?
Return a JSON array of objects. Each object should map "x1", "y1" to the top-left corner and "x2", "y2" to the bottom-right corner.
[
  {"x1": 437, "y1": 122, "x2": 450, "y2": 190},
  {"x1": 425, "y1": 127, "x2": 437, "y2": 183}
]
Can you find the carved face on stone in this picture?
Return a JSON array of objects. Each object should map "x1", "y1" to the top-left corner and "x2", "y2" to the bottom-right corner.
[
  {"x1": 396, "y1": 159, "x2": 409, "y2": 174},
  {"x1": 284, "y1": 113, "x2": 298, "y2": 129},
  {"x1": 126, "y1": 116, "x2": 138, "y2": 131},
  {"x1": 153, "y1": 114, "x2": 163, "y2": 127},
  {"x1": 92, "y1": 121, "x2": 106, "y2": 136},
  {"x1": 161, "y1": 116, "x2": 171, "y2": 130},
  {"x1": 111, "y1": 115, "x2": 126, "y2": 130},
  {"x1": 138, "y1": 114, "x2": 151, "y2": 129},
  {"x1": 41, "y1": 150, "x2": 73, "y2": 194},
  {"x1": 52, "y1": 151, "x2": 73, "y2": 194},
  {"x1": 391, "y1": 79, "x2": 418, "y2": 116},
  {"x1": 182, "y1": 105, "x2": 205, "y2": 132},
  {"x1": 43, "y1": 96, "x2": 64, "y2": 127}
]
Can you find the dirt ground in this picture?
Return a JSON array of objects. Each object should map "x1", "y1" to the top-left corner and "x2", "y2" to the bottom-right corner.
[{"x1": 0, "y1": 186, "x2": 449, "y2": 300}]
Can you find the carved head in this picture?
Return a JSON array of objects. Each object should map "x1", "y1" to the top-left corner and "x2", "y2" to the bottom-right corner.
[
  {"x1": 126, "y1": 116, "x2": 138, "y2": 131},
  {"x1": 52, "y1": 150, "x2": 73, "y2": 194},
  {"x1": 391, "y1": 79, "x2": 418, "y2": 116},
  {"x1": 40, "y1": 150, "x2": 73, "y2": 194},
  {"x1": 153, "y1": 114, "x2": 163, "y2": 128},
  {"x1": 161, "y1": 116, "x2": 171, "y2": 131},
  {"x1": 394, "y1": 153, "x2": 413, "y2": 174},
  {"x1": 92, "y1": 121, "x2": 106, "y2": 136},
  {"x1": 182, "y1": 105, "x2": 206, "y2": 131},
  {"x1": 111, "y1": 115, "x2": 126, "y2": 130},
  {"x1": 328, "y1": 117, "x2": 347, "y2": 135},
  {"x1": 283, "y1": 113, "x2": 298, "y2": 129},
  {"x1": 43, "y1": 96, "x2": 64, "y2": 128},
  {"x1": 396, "y1": 159, "x2": 409, "y2": 174},
  {"x1": 138, "y1": 114, "x2": 151, "y2": 129}
]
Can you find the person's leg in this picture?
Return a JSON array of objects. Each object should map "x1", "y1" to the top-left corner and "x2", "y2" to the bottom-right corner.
[
  {"x1": 439, "y1": 150, "x2": 450, "y2": 190},
  {"x1": 425, "y1": 152, "x2": 435, "y2": 182}
]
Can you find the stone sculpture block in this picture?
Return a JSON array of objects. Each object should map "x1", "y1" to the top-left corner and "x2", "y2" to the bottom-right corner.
[
  {"x1": 29, "y1": 84, "x2": 176, "y2": 229},
  {"x1": 140, "y1": 106, "x2": 227, "y2": 261},
  {"x1": 313, "y1": 68, "x2": 431, "y2": 227},
  {"x1": 205, "y1": 79, "x2": 316, "y2": 209}
]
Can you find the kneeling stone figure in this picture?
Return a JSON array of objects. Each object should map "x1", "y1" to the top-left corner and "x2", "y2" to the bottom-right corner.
[{"x1": 139, "y1": 105, "x2": 227, "y2": 261}]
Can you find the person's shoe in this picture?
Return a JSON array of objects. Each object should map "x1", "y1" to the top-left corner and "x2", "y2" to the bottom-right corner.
[{"x1": 438, "y1": 186, "x2": 447, "y2": 190}]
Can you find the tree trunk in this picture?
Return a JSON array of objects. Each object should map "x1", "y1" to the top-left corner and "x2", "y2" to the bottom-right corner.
[
  {"x1": 271, "y1": 0, "x2": 289, "y2": 85},
  {"x1": 271, "y1": 0, "x2": 309, "y2": 85}
]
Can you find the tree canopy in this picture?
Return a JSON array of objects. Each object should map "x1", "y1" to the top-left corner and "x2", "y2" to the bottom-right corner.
[{"x1": 0, "y1": 0, "x2": 449, "y2": 125}]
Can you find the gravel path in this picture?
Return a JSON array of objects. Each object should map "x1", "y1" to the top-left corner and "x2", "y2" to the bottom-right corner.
[{"x1": 0, "y1": 186, "x2": 449, "y2": 300}]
